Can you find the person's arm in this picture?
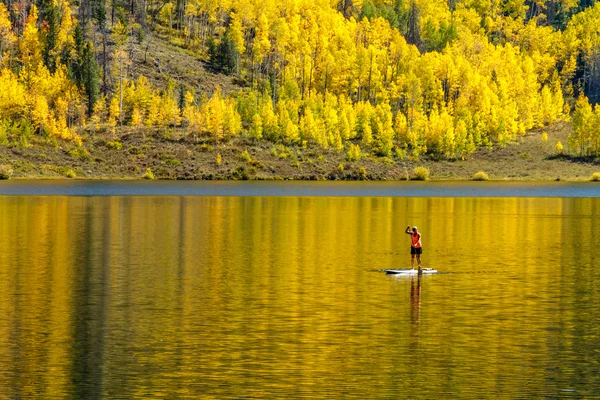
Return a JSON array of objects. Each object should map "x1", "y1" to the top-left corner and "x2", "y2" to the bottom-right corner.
[
  {"x1": 405, "y1": 225, "x2": 412, "y2": 234},
  {"x1": 416, "y1": 233, "x2": 422, "y2": 247}
]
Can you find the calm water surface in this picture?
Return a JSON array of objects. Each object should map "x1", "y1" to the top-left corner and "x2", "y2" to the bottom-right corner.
[{"x1": 0, "y1": 187, "x2": 599, "y2": 398}]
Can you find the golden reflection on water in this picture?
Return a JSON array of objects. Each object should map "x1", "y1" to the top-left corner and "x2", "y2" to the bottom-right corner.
[{"x1": 0, "y1": 196, "x2": 599, "y2": 398}]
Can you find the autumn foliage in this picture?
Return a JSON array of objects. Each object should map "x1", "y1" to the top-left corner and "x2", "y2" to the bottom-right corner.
[{"x1": 0, "y1": 0, "x2": 600, "y2": 157}]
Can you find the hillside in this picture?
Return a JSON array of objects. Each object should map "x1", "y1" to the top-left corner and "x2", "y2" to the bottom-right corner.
[
  {"x1": 126, "y1": 33, "x2": 239, "y2": 96},
  {"x1": 2, "y1": 0, "x2": 600, "y2": 179},
  {"x1": 1, "y1": 120, "x2": 599, "y2": 181}
]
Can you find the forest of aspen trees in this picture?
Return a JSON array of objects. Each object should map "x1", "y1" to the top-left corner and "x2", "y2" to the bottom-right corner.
[{"x1": 2, "y1": 0, "x2": 600, "y2": 159}]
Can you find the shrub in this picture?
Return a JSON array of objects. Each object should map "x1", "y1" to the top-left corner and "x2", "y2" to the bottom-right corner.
[
  {"x1": 473, "y1": 171, "x2": 489, "y2": 181},
  {"x1": 382, "y1": 157, "x2": 395, "y2": 165},
  {"x1": 358, "y1": 167, "x2": 367, "y2": 180},
  {"x1": 240, "y1": 149, "x2": 252, "y2": 163},
  {"x1": 0, "y1": 164, "x2": 13, "y2": 179},
  {"x1": 229, "y1": 166, "x2": 249, "y2": 180},
  {"x1": 68, "y1": 147, "x2": 91, "y2": 160},
  {"x1": 555, "y1": 141, "x2": 564, "y2": 155},
  {"x1": 541, "y1": 132, "x2": 548, "y2": 142},
  {"x1": 106, "y1": 140, "x2": 123, "y2": 150},
  {"x1": 346, "y1": 143, "x2": 361, "y2": 162},
  {"x1": 142, "y1": 167, "x2": 155, "y2": 180},
  {"x1": 198, "y1": 143, "x2": 213, "y2": 152},
  {"x1": 128, "y1": 146, "x2": 142, "y2": 155},
  {"x1": 412, "y1": 166, "x2": 430, "y2": 181},
  {"x1": 0, "y1": 125, "x2": 7, "y2": 146},
  {"x1": 64, "y1": 168, "x2": 76, "y2": 179},
  {"x1": 249, "y1": 159, "x2": 266, "y2": 170},
  {"x1": 277, "y1": 145, "x2": 293, "y2": 159},
  {"x1": 395, "y1": 147, "x2": 407, "y2": 160},
  {"x1": 165, "y1": 158, "x2": 181, "y2": 167},
  {"x1": 216, "y1": 153, "x2": 222, "y2": 166},
  {"x1": 591, "y1": 172, "x2": 600, "y2": 182}
]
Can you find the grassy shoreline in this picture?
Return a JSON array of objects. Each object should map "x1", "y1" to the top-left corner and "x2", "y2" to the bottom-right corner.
[{"x1": 1, "y1": 122, "x2": 599, "y2": 182}]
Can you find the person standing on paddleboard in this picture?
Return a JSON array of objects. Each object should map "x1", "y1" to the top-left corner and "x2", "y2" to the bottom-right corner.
[{"x1": 405, "y1": 225, "x2": 422, "y2": 270}]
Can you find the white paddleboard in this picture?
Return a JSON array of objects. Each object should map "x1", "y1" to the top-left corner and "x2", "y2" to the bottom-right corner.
[{"x1": 385, "y1": 269, "x2": 437, "y2": 275}]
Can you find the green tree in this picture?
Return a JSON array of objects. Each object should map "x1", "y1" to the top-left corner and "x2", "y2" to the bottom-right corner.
[
  {"x1": 82, "y1": 42, "x2": 100, "y2": 116},
  {"x1": 42, "y1": 4, "x2": 60, "y2": 72},
  {"x1": 209, "y1": 30, "x2": 237, "y2": 74}
]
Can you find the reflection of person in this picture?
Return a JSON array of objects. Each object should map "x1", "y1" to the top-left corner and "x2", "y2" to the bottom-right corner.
[
  {"x1": 405, "y1": 225, "x2": 422, "y2": 271},
  {"x1": 410, "y1": 275, "x2": 421, "y2": 330}
]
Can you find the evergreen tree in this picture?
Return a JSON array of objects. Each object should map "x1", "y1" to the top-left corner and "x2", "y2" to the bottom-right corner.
[
  {"x1": 82, "y1": 42, "x2": 100, "y2": 116},
  {"x1": 92, "y1": 0, "x2": 107, "y2": 30},
  {"x1": 178, "y1": 83, "x2": 186, "y2": 110},
  {"x1": 406, "y1": 1, "x2": 422, "y2": 49},
  {"x1": 208, "y1": 31, "x2": 237, "y2": 75},
  {"x1": 42, "y1": 4, "x2": 60, "y2": 72},
  {"x1": 70, "y1": 23, "x2": 85, "y2": 86}
]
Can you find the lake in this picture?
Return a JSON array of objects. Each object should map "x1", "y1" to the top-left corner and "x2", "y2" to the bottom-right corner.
[{"x1": 0, "y1": 182, "x2": 599, "y2": 398}]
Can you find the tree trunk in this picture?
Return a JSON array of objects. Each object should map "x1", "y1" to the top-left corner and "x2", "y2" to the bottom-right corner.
[
  {"x1": 367, "y1": 49, "x2": 373, "y2": 103},
  {"x1": 103, "y1": 34, "x2": 107, "y2": 95},
  {"x1": 119, "y1": 55, "x2": 123, "y2": 126},
  {"x1": 339, "y1": 0, "x2": 354, "y2": 19}
]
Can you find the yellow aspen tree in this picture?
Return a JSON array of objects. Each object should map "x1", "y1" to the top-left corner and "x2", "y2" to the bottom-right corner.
[
  {"x1": 182, "y1": 91, "x2": 197, "y2": 128},
  {"x1": 253, "y1": 14, "x2": 271, "y2": 79},
  {"x1": 56, "y1": 0, "x2": 75, "y2": 51},
  {"x1": 454, "y1": 119, "x2": 470, "y2": 156},
  {"x1": 338, "y1": 110, "x2": 352, "y2": 143},
  {"x1": 108, "y1": 95, "x2": 120, "y2": 128},
  {"x1": 393, "y1": 112, "x2": 408, "y2": 145},
  {"x1": 159, "y1": 93, "x2": 181, "y2": 126},
  {"x1": 299, "y1": 108, "x2": 316, "y2": 142},
  {"x1": 223, "y1": 97, "x2": 242, "y2": 136},
  {"x1": 126, "y1": 76, "x2": 152, "y2": 118},
  {"x1": 90, "y1": 96, "x2": 107, "y2": 130},
  {"x1": 550, "y1": 73, "x2": 565, "y2": 123},
  {"x1": 338, "y1": 95, "x2": 355, "y2": 140},
  {"x1": 323, "y1": 94, "x2": 341, "y2": 149},
  {"x1": 20, "y1": 6, "x2": 43, "y2": 87},
  {"x1": 229, "y1": 11, "x2": 245, "y2": 73},
  {"x1": 146, "y1": 94, "x2": 162, "y2": 126},
  {"x1": 131, "y1": 106, "x2": 142, "y2": 127},
  {"x1": 198, "y1": 89, "x2": 225, "y2": 138},
  {"x1": 539, "y1": 85, "x2": 555, "y2": 126},
  {"x1": 439, "y1": 108, "x2": 456, "y2": 157},
  {"x1": 314, "y1": 114, "x2": 328, "y2": 149},
  {"x1": 373, "y1": 103, "x2": 394, "y2": 157},
  {"x1": 0, "y1": 69, "x2": 26, "y2": 118},
  {"x1": 259, "y1": 97, "x2": 278, "y2": 139},
  {"x1": 355, "y1": 101, "x2": 373, "y2": 147},
  {"x1": 593, "y1": 105, "x2": 600, "y2": 156},
  {"x1": 570, "y1": 95, "x2": 593, "y2": 156},
  {"x1": 31, "y1": 95, "x2": 50, "y2": 134},
  {"x1": 250, "y1": 113, "x2": 263, "y2": 139},
  {"x1": 589, "y1": 104, "x2": 600, "y2": 157},
  {"x1": 279, "y1": 112, "x2": 300, "y2": 143},
  {"x1": 54, "y1": 96, "x2": 71, "y2": 139}
]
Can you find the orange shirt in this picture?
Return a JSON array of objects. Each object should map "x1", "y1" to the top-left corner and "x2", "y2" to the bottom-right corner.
[{"x1": 411, "y1": 232, "x2": 421, "y2": 248}]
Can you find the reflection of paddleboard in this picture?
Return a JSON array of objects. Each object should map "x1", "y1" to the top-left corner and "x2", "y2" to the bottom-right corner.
[{"x1": 385, "y1": 269, "x2": 437, "y2": 275}]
